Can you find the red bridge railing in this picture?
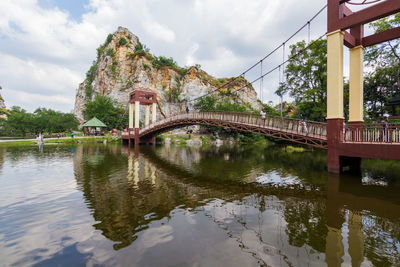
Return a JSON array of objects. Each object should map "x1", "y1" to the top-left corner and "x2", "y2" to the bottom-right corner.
[
  {"x1": 345, "y1": 123, "x2": 400, "y2": 144},
  {"x1": 140, "y1": 111, "x2": 327, "y2": 140}
]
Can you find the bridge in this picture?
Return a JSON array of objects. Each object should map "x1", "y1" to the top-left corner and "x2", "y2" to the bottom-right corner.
[
  {"x1": 122, "y1": 0, "x2": 400, "y2": 174},
  {"x1": 135, "y1": 111, "x2": 327, "y2": 148}
]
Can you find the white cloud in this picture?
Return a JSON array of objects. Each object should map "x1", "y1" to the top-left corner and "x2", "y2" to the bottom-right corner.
[{"x1": 0, "y1": 0, "x2": 329, "y2": 111}]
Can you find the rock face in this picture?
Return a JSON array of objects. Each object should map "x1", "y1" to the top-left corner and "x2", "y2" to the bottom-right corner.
[{"x1": 74, "y1": 27, "x2": 262, "y2": 123}]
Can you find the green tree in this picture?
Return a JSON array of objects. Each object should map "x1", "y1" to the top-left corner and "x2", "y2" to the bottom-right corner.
[
  {"x1": 276, "y1": 40, "x2": 327, "y2": 121},
  {"x1": 3, "y1": 106, "x2": 35, "y2": 136},
  {"x1": 193, "y1": 95, "x2": 250, "y2": 112},
  {"x1": 364, "y1": 14, "x2": 400, "y2": 119},
  {"x1": 33, "y1": 108, "x2": 78, "y2": 133},
  {"x1": 83, "y1": 95, "x2": 128, "y2": 130},
  {"x1": 193, "y1": 95, "x2": 218, "y2": 111}
]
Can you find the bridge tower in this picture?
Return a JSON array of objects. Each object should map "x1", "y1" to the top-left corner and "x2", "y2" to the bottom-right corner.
[
  {"x1": 327, "y1": 0, "x2": 400, "y2": 173},
  {"x1": 127, "y1": 88, "x2": 157, "y2": 145}
]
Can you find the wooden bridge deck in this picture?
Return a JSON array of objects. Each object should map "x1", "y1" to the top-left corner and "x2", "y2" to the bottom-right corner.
[
  {"x1": 137, "y1": 112, "x2": 328, "y2": 148},
  {"x1": 122, "y1": 111, "x2": 400, "y2": 151}
]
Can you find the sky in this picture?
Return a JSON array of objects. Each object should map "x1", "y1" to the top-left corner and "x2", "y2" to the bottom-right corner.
[{"x1": 0, "y1": 0, "x2": 374, "y2": 113}]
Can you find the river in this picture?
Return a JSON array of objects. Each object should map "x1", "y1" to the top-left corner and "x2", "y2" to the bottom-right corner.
[{"x1": 0, "y1": 143, "x2": 399, "y2": 266}]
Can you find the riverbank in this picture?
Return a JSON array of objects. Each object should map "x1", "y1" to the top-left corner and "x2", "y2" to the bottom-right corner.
[{"x1": 0, "y1": 135, "x2": 121, "y2": 146}]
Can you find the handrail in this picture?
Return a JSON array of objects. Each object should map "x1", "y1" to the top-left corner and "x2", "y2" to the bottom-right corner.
[
  {"x1": 345, "y1": 123, "x2": 400, "y2": 143},
  {"x1": 139, "y1": 111, "x2": 327, "y2": 140}
]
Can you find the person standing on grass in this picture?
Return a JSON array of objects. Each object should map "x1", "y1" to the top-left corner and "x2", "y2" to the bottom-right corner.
[{"x1": 71, "y1": 131, "x2": 74, "y2": 139}]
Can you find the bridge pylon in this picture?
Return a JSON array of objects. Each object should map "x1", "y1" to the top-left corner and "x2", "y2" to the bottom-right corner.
[
  {"x1": 326, "y1": 0, "x2": 400, "y2": 174},
  {"x1": 124, "y1": 88, "x2": 157, "y2": 145}
]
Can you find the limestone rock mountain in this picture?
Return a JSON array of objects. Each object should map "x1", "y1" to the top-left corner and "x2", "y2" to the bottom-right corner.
[
  {"x1": 0, "y1": 86, "x2": 6, "y2": 111},
  {"x1": 73, "y1": 26, "x2": 262, "y2": 123}
]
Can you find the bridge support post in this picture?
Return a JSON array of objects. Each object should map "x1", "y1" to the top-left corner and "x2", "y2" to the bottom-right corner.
[
  {"x1": 152, "y1": 102, "x2": 157, "y2": 123},
  {"x1": 125, "y1": 88, "x2": 157, "y2": 145},
  {"x1": 349, "y1": 46, "x2": 364, "y2": 124},
  {"x1": 327, "y1": 119, "x2": 344, "y2": 173},
  {"x1": 134, "y1": 101, "x2": 140, "y2": 145},
  {"x1": 145, "y1": 105, "x2": 150, "y2": 127},
  {"x1": 327, "y1": 30, "x2": 344, "y2": 174},
  {"x1": 348, "y1": 45, "x2": 364, "y2": 143},
  {"x1": 129, "y1": 103, "x2": 134, "y2": 128}
]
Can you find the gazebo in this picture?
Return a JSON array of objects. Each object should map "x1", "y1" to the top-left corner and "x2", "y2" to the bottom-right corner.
[{"x1": 82, "y1": 117, "x2": 107, "y2": 135}]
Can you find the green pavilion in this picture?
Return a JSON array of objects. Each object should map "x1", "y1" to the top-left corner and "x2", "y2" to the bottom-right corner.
[{"x1": 82, "y1": 117, "x2": 107, "y2": 135}]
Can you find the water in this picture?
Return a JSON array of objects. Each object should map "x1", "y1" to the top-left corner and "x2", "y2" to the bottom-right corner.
[{"x1": 0, "y1": 143, "x2": 399, "y2": 266}]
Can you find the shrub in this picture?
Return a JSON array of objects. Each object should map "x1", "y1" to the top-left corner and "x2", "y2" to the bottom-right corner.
[
  {"x1": 106, "y1": 48, "x2": 114, "y2": 57},
  {"x1": 85, "y1": 84, "x2": 92, "y2": 98},
  {"x1": 119, "y1": 37, "x2": 128, "y2": 46},
  {"x1": 105, "y1": 34, "x2": 113, "y2": 46}
]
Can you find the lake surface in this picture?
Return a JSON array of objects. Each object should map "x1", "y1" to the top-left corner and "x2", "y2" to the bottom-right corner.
[{"x1": 0, "y1": 143, "x2": 399, "y2": 266}]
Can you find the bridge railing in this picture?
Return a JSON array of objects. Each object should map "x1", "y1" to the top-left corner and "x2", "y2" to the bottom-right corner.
[
  {"x1": 140, "y1": 111, "x2": 327, "y2": 139},
  {"x1": 345, "y1": 123, "x2": 400, "y2": 143}
]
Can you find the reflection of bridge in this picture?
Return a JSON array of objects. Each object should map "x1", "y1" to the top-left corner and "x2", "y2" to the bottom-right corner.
[
  {"x1": 122, "y1": 105, "x2": 400, "y2": 173},
  {"x1": 73, "y1": 144, "x2": 400, "y2": 265},
  {"x1": 141, "y1": 147, "x2": 400, "y2": 266}
]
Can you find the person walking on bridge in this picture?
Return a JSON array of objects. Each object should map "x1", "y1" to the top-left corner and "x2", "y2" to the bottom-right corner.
[
  {"x1": 300, "y1": 114, "x2": 308, "y2": 135},
  {"x1": 383, "y1": 116, "x2": 389, "y2": 142},
  {"x1": 260, "y1": 109, "x2": 266, "y2": 126}
]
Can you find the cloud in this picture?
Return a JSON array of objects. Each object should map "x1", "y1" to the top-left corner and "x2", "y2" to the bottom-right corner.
[{"x1": 0, "y1": 0, "x2": 329, "y2": 111}]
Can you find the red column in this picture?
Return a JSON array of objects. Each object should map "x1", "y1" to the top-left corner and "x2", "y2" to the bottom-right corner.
[{"x1": 327, "y1": 118, "x2": 344, "y2": 174}]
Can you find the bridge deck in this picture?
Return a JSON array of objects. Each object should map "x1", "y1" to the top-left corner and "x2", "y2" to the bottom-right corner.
[
  {"x1": 122, "y1": 111, "x2": 400, "y2": 151},
  {"x1": 138, "y1": 111, "x2": 328, "y2": 148}
]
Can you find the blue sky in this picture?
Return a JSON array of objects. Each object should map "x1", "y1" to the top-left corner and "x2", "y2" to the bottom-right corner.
[
  {"x1": 0, "y1": 0, "x2": 376, "y2": 113},
  {"x1": 37, "y1": 0, "x2": 89, "y2": 21}
]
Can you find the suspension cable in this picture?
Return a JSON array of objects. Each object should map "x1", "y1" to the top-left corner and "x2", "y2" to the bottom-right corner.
[
  {"x1": 225, "y1": 33, "x2": 327, "y2": 99},
  {"x1": 260, "y1": 60, "x2": 263, "y2": 102},
  {"x1": 188, "y1": 4, "x2": 327, "y2": 103}
]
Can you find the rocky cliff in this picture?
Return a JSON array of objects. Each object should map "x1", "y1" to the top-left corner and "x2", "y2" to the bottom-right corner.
[
  {"x1": 0, "y1": 86, "x2": 6, "y2": 111},
  {"x1": 74, "y1": 27, "x2": 262, "y2": 123}
]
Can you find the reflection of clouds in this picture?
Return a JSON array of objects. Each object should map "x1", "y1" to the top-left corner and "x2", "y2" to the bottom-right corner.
[
  {"x1": 256, "y1": 171, "x2": 302, "y2": 186},
  {"x1": 140, "y1": 225, "x2": 174, "y2": 249},
  {"x1": 361, "y1": 176, "x2": 389, "y2": 187},
  {"x1": 201, "y1": 196, "x2": 325, "y2": 266}
]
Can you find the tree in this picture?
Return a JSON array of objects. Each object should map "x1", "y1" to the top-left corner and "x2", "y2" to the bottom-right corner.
[
  {"x1": 193, "y1": 96, "x2": 218, "y2": 111},
  {"x1": 33, "y1": 108, "x2": 78, "y2": 133},
  {"x1": 83, "y1": 95, "x2": 128, "y2": 130},
  {"x1": 193, "y1": 95, "x2": 250, "y2": 112},
  {"x1": 364, "y1": 14, "x2": 400, "y2": 119},
  {"x1": 276, "y1": 40, "x2": 327, "y2": 121},
  {"x1": 3, "y1": 107, "x2": 35, "y2": 136}
]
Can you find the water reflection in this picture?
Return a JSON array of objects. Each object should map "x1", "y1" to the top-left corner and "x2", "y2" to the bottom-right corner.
[{"x1": 71, "y1": 144, "x2": 400, "y2": 266}]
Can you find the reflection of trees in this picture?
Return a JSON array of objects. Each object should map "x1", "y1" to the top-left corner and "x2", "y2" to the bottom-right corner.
[
  {"x1": 362, "y1": 216, "x2": 400, "y2": 266},
  {"x1": 284, "y1": 199, "x2": 327, "y2": 252},
  {"x1": 72, "y1": 144, "x2": 400, "y2": 265},
  {"x1": 157, "y1": 144, "x2": 328, "y2": 187}
]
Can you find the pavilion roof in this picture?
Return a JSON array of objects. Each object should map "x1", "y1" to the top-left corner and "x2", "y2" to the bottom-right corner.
[{"x1": 82, "y1": 117, "x2": 107, "y2": 127}]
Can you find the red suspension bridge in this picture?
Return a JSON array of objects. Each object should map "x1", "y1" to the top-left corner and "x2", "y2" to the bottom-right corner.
[{"x1": 122, "y1": 0, "x2": 400, "y2": 174}]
